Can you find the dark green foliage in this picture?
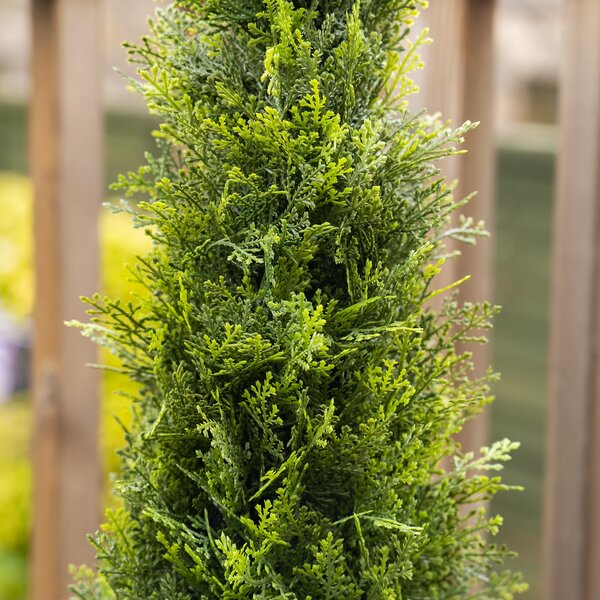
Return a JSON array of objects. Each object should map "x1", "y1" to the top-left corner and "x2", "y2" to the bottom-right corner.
[{"x1": 73, "y1": 0, "x2": 526, "y2": 597}]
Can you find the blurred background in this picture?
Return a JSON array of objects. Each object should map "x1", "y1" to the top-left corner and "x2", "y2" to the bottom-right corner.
[{"x1": 0, "y1": 0, "x2": 561, "y2": 598}]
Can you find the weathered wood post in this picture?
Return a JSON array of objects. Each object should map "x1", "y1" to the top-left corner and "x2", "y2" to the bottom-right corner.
[
  {"x1": 30, "y1": 0, "x2": 103, "y2": 598},
  {"x1": 454, "y1": 0, "x2": 496, "y2": 454},
  {"x1": 420, "y1": 0, "x2": 497, "y2": 455},
  {"x1": 543, "y1": 0, "x2": 600, "y2": 598}
]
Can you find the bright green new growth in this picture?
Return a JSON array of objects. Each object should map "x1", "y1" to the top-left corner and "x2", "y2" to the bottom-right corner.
[{"x1": 73, "y1": 0, "x2": 526, "y2": 597}]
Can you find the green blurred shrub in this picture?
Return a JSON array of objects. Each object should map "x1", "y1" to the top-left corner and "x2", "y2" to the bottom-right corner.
[
  {"x1": 0, "y1": 175, "x2": 32, "y2": 319},
  {"x1": 0, "y1": 173, "x2": 149, "y2": 599},
  {"x1": 0, "y1": 396, "x2": 29, "y2": 600}
]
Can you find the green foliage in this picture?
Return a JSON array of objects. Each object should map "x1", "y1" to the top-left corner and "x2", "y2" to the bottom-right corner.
[
  {"x1": 74, "y1": 1, "x2": 525, "y2": 598},
  {"x1": 0, "y1": 174, "x2": 33, "y2": 319},
  {"x1": 0, "y1": 398, "x2": 30, "y2": 600},
  {"x1": 0, "y1": 398, "x2": 30, "y2": 556}
]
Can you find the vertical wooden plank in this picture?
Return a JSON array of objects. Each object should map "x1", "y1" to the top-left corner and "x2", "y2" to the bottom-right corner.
[
  {"x1": 421, "y1": 0, "x2": 497, "y2": 455},
  {"x1": 543, "y1": 0, "x2": 600, "y2": 598},
  {"x1": 454, "y1": 0, "x2": 497, "y2": 454},
  {"x1": 30, "y1": 0, "x2": 103, "y2": 598},
  {"x1": 30, "y1": 2, "x2": 61, "y2": 596},
  {"x1": 419, "y1": 0, "x2": 467, "y2": 187}
]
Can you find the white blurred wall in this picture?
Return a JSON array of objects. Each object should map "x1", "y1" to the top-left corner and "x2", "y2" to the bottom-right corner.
[
  {"x1": 0, "y1": 0, "x2": 29, "y2": 102},
  {"x1": 0, "y1": 0, "x2": 160, "y2": 110},
  {"x1": 497, "y1": 0, "x2": 563, "y2": 123}
]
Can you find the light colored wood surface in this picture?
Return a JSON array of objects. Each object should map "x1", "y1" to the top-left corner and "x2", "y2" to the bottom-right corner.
[
  {"x1": 30, "y1": 1, "x2": 102, "y2": 598},
  {"x1": 419, "y1": 0, "x2": 467, "y2": 187},
  {"x1": 421, "y1": 0, "x2": 497, "y2": 456},
  {"x1": 455, "y1": 0, "x2": 496, "y2": 455},
  {"x1": 543, "y1": 0, "x2": 600, "y2": 598}
]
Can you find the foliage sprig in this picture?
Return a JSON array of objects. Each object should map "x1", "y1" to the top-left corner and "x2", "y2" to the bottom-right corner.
[{"x1": 73, "y1": 0, "x2": 525, "y2": 597}]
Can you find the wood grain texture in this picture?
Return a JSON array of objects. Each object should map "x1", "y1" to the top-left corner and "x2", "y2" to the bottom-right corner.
[
  {"x1": 420, "y1": 0, "x2": 497, "y2": 456},
  {"x1": 454, "y1": 0, "x2": 496, "y2": 455},
  {"x1": 544, "y1": 0, "x2": 600, "y2": 598},
  {"x1": 30, "y1": 1, "x2": 103, "y2": 598}
]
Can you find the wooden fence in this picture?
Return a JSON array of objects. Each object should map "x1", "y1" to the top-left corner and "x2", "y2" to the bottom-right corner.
[
  {"x1": 30, "y1": 1, "x2": 102, "y2": 598},
  {"x1": 543, "y1": 0, "x2": 600, "y2": 598},
  {"x1": 28, "y1": 0, "x2": 600, "y2": 598}
]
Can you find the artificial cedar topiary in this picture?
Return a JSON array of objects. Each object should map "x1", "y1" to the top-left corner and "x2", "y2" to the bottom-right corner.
[{"x1": 72, "y1": 0, "x2": 526, "y2": 597}]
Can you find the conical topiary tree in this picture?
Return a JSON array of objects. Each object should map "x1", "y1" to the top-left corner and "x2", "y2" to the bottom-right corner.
[{"x1": 72, "y1": 0, "x2": 526, "y2": 597}]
